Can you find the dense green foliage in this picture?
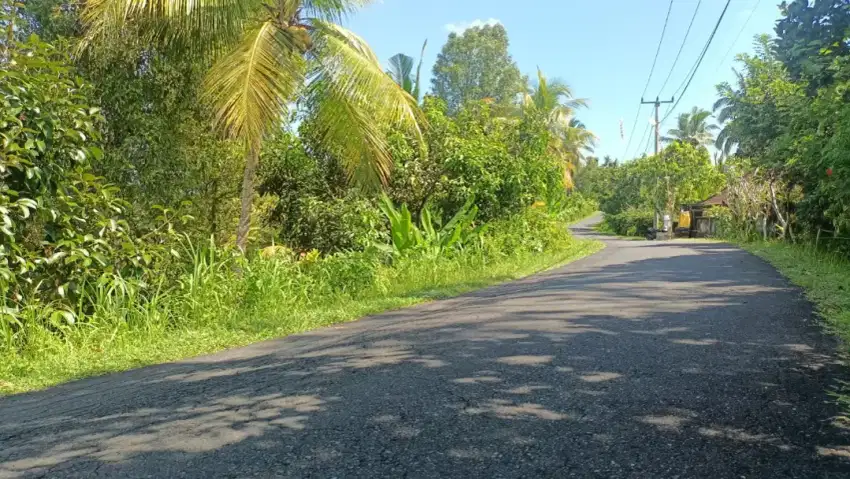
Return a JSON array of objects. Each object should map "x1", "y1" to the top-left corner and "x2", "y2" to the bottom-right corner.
[
  {"x1": 577, "y1": 142, "x2": 724, "y2": 236},
  {"x1": 431, "y1": 24, "x2": 525, "y2": 114},
  {"x1": 0, "y1": 7, "x2": 602, "y2": 392},
  {"x1": 1, "y1": 203, "x2": 600, "y2": 394},
  {"x1": 0, "y1": 35, "x2": 182, "y2": 344},
  {"x1": 713, "y1": 2, "x2": 850, "y2": 247},
  {"x1": 599, "y1": 208, "x2": 656, "y2": 237}
]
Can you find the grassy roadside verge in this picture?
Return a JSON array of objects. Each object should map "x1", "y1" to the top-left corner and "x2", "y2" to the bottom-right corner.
[
  {"x1": 743, "y1": 242, "x2": 850, "y2": 343},
  {"x1": 0, "y1": 237, "x2": 603, "y2": 396}
]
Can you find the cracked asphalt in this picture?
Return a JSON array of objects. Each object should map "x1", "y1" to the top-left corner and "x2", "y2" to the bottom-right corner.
[{"x1": 2, "y1": 215, "x2": 850, "y2": 478}]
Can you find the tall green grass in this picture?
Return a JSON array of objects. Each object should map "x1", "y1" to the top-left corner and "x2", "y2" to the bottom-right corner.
[{"x1": 0, "y1": 213, "x2": 602, "y2": 395}]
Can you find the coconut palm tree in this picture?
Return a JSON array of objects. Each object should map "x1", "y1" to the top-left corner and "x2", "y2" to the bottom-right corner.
[
  {"x1": 523, "y1": 68, "x2": 587, "y2": 126},
  {"x1": 662, "y1": 106, "x2": 718, "y2": 147},
  {"x1": 522, "y1": 68, "x2": 595, "y2": 189},
  {"x1": 713, "y1": 81, "x2": 740, "y2": 163},
  {"x1": 387, "y1": 40, "x2": 427, "y2": 102},
  {"x1": 81, "y1": 0, "x2": 422, "y2": 251},
  {"x1": 562, "y1": 118, "x2": 597, "y2": 189}
]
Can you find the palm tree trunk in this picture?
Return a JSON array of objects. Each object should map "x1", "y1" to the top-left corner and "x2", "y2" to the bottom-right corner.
[{"x1": 235, "y1": 140, "x2": 260, "y2": 252}]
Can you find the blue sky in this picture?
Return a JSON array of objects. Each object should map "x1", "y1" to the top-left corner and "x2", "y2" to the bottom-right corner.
[{"x1": 344, "y1": 0, "x2": 783, "y2": 161}]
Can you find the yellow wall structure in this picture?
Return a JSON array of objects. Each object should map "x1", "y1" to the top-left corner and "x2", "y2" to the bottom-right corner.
[{"x1": 679, "y1": 211, "x2": 692, "y2": 229}]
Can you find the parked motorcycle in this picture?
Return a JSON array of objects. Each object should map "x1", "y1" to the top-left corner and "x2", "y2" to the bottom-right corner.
[{"x1": 645, "y1": 228, "x2": 658, "y2": 241}]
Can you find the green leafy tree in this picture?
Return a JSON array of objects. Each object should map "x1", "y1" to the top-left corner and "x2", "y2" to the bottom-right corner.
[
  {"x1": 641, "y1": 142, "x2": 726, "y2": 215},
  {"x1": 387, "y1": 39, "x2": 427, "y2": 102},
  {"x1": 15, "y1": 0, "x2": 80, "y2": 39},
  {"x1": 662, "y1": 106, "x2": 717, "y2": 147},
  {"x1": 712, "y1": 37, "x2": 805, "y2": 162},
  {"x1": 711, "y1": 36, "x2": 807, "y2": 238},
  {"x1": 775, "y1": 0, "x2": 850, "y2": 89},
  {"x1": 81, "y1": 0, "x2": 422, "y2": 251},
  {"x1": 384, "y1": 96, "x2": 564, "y2": 223},
  {"x1": 16, "y1": 0, "x2": 244, "y2": 240},
  {"x1": 257, "y1": 130, "x2": 387, "y2": 253},
  {"x1": 431, "y1": 24, "x2": 524, "y2": 114},
  {"x1": 592, "y1": 143, "x2": 724, "y2": 224}
]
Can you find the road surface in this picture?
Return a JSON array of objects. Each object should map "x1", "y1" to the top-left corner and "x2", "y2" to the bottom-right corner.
[{"x1": 2, "y1": 215, "x2": 850, "y2": 478}]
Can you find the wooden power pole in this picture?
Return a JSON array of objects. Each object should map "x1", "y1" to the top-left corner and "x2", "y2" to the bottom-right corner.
[{"x1": 641, "y1": 96, "x2": 674, "y2": 155}]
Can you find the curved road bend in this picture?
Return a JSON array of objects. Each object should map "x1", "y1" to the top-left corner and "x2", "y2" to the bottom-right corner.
[{"x1": 2, "y1": 214, "x2": 850, "y2": 478}]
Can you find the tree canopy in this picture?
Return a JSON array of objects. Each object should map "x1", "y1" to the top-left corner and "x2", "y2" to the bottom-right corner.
[{"x1": 431, "y1": 24, "x2": 524, "y2": 114}]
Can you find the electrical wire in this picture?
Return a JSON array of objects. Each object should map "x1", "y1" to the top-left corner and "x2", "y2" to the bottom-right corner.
[
  {"x1": 658, "y1": 0, "x2": 702, "y2": 95},
  {"x1": 643, "y1": 124, "x2": 655, "y2": 155},
  {"x1": 641, "y1": 0, "x2": 675, "y2": 99},
  {"x1": 636, "y1": 121, "x2": 651, "y2": 156},
  {"x1": 620, "y1": 0, "x2": 675, "y2": 161},
  {"x1": 660, "y1": 0, "x2": 732, "y2": 124},
  {"x1": 716, "y1": 0, "x2": 760, "y2": 69}
]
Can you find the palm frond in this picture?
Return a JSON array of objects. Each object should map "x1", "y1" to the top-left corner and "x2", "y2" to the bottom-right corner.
[
  {"x1": 307, "y1": 19, "x2": 423, "y2": 185},
  {"x1": 690, "y1": 108, "x2": 712, "y2": 125},
  {"x1": 387, "y1": 53, "x2": 415, "y2": 93},
  {"x1": 203, "y1": 21, "x2": 307, "y2": 143},
  {"x1": 530, "y1": 69, "x2": 587, "y2": 112},
  {"x1": 666, "y1": 128, "x2": 685, "y2": 139},
  {"x1": 308, "y1": 85, "x2": 392, "y2": 186},
  {"x1": 413, "y1": 39, "x2": 427, "y2": 101},
  {"x1": 303, "y1": 0, "x2": 375, "y2": 23},
  {"x1": 716, "y1": 106, "x2": 734, "y2": 124},
  {"x1": 80, "y1": 0, "x2": 263, "y2": 55},
  {"x1": 547, "y1": 78, "x2": 588, "y2": 110}
]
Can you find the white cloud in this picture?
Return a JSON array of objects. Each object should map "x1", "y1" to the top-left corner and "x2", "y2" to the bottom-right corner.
[{"x1": 444, "y1": 18, "x2": 502, "y2": 35}]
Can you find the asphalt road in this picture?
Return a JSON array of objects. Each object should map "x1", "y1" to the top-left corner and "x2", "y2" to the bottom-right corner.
[{"x1": 2, "y1": 215, "x2": 850, "y2": 478}]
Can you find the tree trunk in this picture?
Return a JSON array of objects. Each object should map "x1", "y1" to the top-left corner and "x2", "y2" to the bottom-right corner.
[
  {"x1": 235, "y1": 140, "x2": 260, "y2": 252},
  {"x1": 768, "y1": 177, "x2": 789, "y2": 241}
]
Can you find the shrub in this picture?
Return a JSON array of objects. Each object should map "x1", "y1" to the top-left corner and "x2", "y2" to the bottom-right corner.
[
  {"x1": 275, "y1": 196, "x2": 387, "y2": 254},
  {"x1": 603, "y1": 207, "x2": 655, "y2": 236},
  {"x1": 484, "y1": 206, "x2": 575, "y2": 256},
  {"x1": 548, "y1": 193, "x2": 598, "y2": 223},
  {"x1": 704, "y1": 206, "x2": 735, "y2": 239},
  {"x1": 0, "y1": 35, "x2": 177, "y2": 346}
]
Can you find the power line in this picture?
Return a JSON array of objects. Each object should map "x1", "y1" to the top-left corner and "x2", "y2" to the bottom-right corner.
[
  {"x1": 717, "y1": 0, "x2": 760, "y2": 68},
  {"x1": 621, "y1": 0, "x2": 675, "y2": 160},
  {"x1": 621, "y1": 107, "x2": 644, "y2": 161},
  {"x1": 643, "y1": 125, "x2": 655, "y2": 155},
  {"x1": 660, "y1": 0, "x2": 732, "y2": 124},
  {"x1": 658, "y1": 0, "x2": 702, "y2": 95},
  {"x1": 641, "y1": 0, "x2": 675, "y2": 99},
  {"x1": 635, "y1": 121, "x2": 651, "y2": 156}
]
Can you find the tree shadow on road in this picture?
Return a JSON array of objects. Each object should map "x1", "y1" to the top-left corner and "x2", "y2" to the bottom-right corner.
[{"x1": 2, "y1": 243, "x2": 850, "y2": 477}]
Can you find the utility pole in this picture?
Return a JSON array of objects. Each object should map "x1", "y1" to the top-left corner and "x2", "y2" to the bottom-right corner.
[
  {"x1": 641, "y1": 96, "x2": 674, "y2": 155},
  {"x1": 640, "y1": 96, "x2": 674, "y2": 233}
]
